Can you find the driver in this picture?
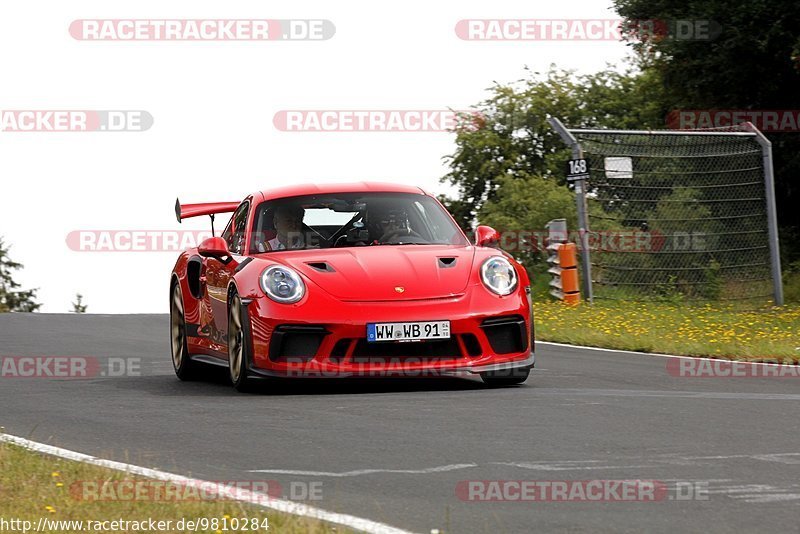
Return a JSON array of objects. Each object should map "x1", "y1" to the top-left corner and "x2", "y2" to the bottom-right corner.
[
  {"x1": 373, "y1": 207, "x2": 414, "y2": 243},
  {"x1": 267, "y1": 205, "x2": 306, "y2": 250}
]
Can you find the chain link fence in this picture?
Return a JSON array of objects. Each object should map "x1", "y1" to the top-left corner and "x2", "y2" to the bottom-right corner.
[{"x1": 549, "y1": 120, "x2": 783, "y2": 304}]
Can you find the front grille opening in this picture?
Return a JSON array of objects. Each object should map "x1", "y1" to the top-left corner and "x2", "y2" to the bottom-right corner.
[
  {"x1": 481, "y1": 315, "x2": 527, "y2": 354},
  {"x1": 329, "y1": 339, "x2": 351, "y2": 362},
  {"x1": 269, "y1": 325, "x2": 329, "y2": 362},
  {"x1": 462, "y1": 333, "x2": 482, "y2": 357},
  {"x1": 350, "y1": 337, "x2": 463, "y2": 363}
]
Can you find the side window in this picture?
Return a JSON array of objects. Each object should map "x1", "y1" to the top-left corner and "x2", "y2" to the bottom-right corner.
[
  {"x1": 224, "y1": 202, "x2": 250, "y2": 254},
  {"x1": 221, "y1": 219, "x2": 234, "y2": 250}
]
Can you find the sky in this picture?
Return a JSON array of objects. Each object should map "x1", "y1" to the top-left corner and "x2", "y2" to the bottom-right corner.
[{"x1": 1, "y1": 0, "x2": 632, "y2": 313}]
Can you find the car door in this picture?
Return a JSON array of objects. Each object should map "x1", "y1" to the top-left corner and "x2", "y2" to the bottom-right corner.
[{"x1": 204, "y1": 200, "x2": 250, "y2": 345}]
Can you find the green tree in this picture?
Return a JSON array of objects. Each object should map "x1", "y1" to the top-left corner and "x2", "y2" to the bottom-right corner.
[
  {"x1": 0, "y1": 238, "x2": 41, "y2": 313},
  {"x1": 441, "y1": 67, "x2": 666, "y2": 230},
  {"x1": 480, "y1": 174, "x2": 578, "y2": 232},
  {"x1": 613, "y1": 0, "x2": 800, "y2": 261},
  {"x1": 478, "y1": 173, "x2": 577, "y2": 269}
]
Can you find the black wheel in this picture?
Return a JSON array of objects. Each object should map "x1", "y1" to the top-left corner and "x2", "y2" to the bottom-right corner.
[
  {"x1": 170, "y1": 282, "x2": 198, "y2": 380},
  {"x1": 480, "y1": 367, "x2": 530, "y2": 387},
  {"x1": 228, "y1": 292, "x2": 257, "y2": 392}
]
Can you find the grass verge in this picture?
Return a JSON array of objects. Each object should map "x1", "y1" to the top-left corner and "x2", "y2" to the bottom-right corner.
[
  {"x1": 533, "y1": 300, "x2": 800, "y2": 362},
  {"x1": 0, "y1": 441, "x2": 348, "y2": 533}
]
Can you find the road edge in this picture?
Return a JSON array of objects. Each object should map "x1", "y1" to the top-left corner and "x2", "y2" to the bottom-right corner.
[
  {"x1": 0, "y1": 433, "x2": 415, "y2": 534},
  {"x1": 537, "y1": 341, "x2": 795, "y2": 366}
]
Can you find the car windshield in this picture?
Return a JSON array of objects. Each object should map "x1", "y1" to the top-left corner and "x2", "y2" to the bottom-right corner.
[{"x1": 249, "y1": 192, "x2": 468, "y2": 253}]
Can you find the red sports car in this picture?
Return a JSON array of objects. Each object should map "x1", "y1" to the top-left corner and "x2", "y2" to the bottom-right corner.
[{"x1": 170, "y1": 182, "x2": 534, "y2": 391}]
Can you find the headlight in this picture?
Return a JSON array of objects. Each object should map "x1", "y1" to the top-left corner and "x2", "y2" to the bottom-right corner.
[
  {"x1": 260, "y1": 265, "x2": 305, "y2": 304},
  {"x1": 481, "y1": 256, "x2": 518, "y2": 296}
]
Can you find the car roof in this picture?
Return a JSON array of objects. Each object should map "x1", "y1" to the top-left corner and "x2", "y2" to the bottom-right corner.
[{"x1": 256, "y1": 182, "x2": 427, "y2": 201}]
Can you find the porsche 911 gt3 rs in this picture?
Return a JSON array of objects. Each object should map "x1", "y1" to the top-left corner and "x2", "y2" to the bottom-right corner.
[{"x1": 170, "y1": 182, "x2": 534, "y2": 391}]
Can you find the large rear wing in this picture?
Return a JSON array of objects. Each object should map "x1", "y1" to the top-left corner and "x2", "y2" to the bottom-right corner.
[{"x1": 175, "y1": 198, "x2": 239, "y2": 223}]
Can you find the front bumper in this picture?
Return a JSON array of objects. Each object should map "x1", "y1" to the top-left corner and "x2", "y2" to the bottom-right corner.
[
  {"x1": 246, "y1": 351, "x2": 536, "y2": 378},
  {"x1": 242, "y1": 284, "x2": 535, "y2": 378}
]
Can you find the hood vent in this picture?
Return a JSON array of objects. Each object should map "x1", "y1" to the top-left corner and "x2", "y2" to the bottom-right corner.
[
  {"x1": 306, "y1": 261, "x2": 335, "y2": 273},
  {"x1": 438, "y1": 257, "x2": 457, "y2": 268}
]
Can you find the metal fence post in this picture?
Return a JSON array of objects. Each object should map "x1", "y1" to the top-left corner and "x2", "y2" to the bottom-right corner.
[
  {"x1": 743, "y1": 122, "x2": 784, "y2": 305},
  {"x1": 547, "y1": 122, "x2": 776, "y2": 304},
  {"x1": 548, "y1": 117, "x2": 594, "y2": 303}
]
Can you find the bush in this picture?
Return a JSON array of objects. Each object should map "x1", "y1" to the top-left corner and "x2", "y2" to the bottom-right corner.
[{"x1": 784, "y1": 261, "x2": 800, "y2": 303}]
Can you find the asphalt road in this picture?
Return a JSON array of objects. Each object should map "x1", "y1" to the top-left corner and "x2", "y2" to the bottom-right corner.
[{"x1": 2, "y1": 314, "x2": 799, "y2": 533}]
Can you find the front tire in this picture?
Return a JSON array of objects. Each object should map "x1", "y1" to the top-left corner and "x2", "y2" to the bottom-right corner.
[
  {"x1": 171, "y1": 282, "x2": 198, "y2": 380},
  {"x1": 480, "y1": 366, "x2": 530, "y2": 387},
  {"x1": 228, "y1": 292, "x2": 256, "y2": 392}
]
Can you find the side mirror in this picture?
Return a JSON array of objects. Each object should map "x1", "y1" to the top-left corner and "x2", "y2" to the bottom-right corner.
[
  {"x1": 198, "y1": 236, "x2": 231, "y2": 260},
  {"x1": 475, "y1": 225, "x2": 500, "y2": 248}
]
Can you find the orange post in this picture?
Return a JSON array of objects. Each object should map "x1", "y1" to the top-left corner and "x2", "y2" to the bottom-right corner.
[
  {"x1": 557, "y1": 242, "x2": 578, "y2": 269},
  {"x1": 558, "y1": 243, "x2": 580, "y2": 304}
]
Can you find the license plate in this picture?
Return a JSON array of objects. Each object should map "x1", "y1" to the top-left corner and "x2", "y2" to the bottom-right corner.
[{"x1": 367, "y1": 321, "x2": 451, "y2": 342}]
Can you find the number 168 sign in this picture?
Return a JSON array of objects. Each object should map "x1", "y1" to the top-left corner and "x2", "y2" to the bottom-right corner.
[{"x1": 566, "y1": 158, "x2": 590, "y2": 182}]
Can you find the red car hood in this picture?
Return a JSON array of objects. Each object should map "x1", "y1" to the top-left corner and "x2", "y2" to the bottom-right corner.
[{"x1": 276, "y1": 245, "x2": 476, "y2": 301}]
